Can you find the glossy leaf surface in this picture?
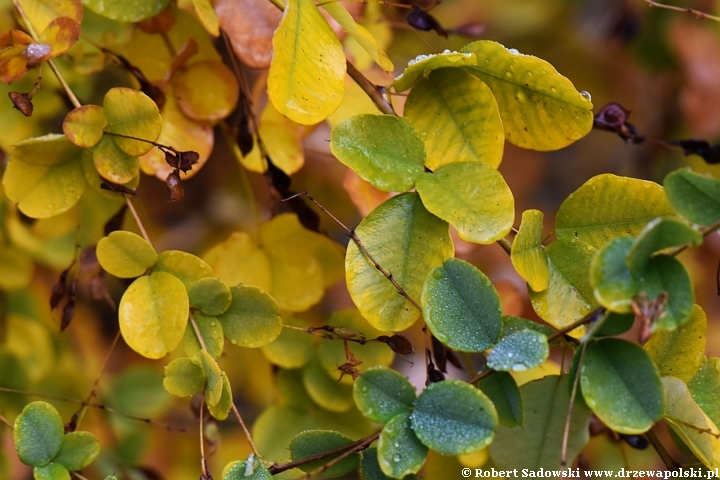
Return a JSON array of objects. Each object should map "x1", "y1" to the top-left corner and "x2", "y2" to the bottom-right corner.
[
  {"x1": 421, "y1": 258, "x2": 502, "y2": 352},
  {"x1": 153, "y1": 250, "x2": 214, "y2": 289},
  {"x1": 96, "y1": 231, "x2": 157, "y2": 278},
  {"x1": 511, "y1": 209, "x2": 549, "y2": 292},
  {"x1": 689, "y1": 357, "x2": 720, "y2": 427},
  {"x1": 645, "y1": 305, "x2": 706, "y2": 382},
  {"x1": 391, "y1": 50, "x2": 477, "y2": 92},
  {"x1": 487, "y1": 329, "x2": 549, "y2": 372},
  {"x1": 664, "y1": 169, "x2": 720, "y2": 227},
  {"x1": 223, "y1": 458, "x2": 272, "y2": 480},
  {"x1": 91, "y1": 135, "x2": 140, "y2": 185},
  {"x1": 378, "y1": 413, "x2": 427, "y2": 478},
  {"x1": 187, "y1": 277, "x2": 232, "y2": 316},
  {"x1": 627, "y1": 217, "x2": 702, "y2": 271},
  {"x1": 183, "y1": 313, "x2": 224, "y2": 359},
  {"x1": 353, "y1": 367, "x2": 416, "y2": 424},
  {"x1": 12, "y1": 134, "x2": 81, "y2": 167},
  {"x1": 33, "y1": 463, "x2": 69, "y2": 480}
]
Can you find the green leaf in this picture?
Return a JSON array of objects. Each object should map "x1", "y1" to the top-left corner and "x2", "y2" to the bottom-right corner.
[
  {"x1": 188, "y1": 277, "x2": 232, "y2": 316},
  {"x1": 317, "y1": 309, "x2": 394, "y2": 385},
  {"x1": 13, "y1": 134, "x2": 82, "y2": 166},
  {"x1": 83, "y1": 0, "x2": 172, "y2": 21},
  {"x1": 105, "y1": 366, "x2": 173, "y2": 419},
  {"x1": 501, "y1": 316, "x2": 556, "y2": 341},
  {"x1": 63, "y1": 105, "x2": 107, "y2": 148},
  {"x1": 163, "y1": 357, "x2": 206, "y2": 397},
  {"x1": 208, "y1": 372, "x2": 233, "y2": 421},
  {"x1": 489, "y1": 375, "x2": 591, "y2": 470},
  {"x1": 511, "y1": 209, "x2": 550, "y2": 292},
  {"x1": 591, "y1": 237, "x2": 637, "y2": 313},
  {"x1": 330, "y1": 115, "x2": 426, "y2": 192},
  {"x1": 689, "y1": 357, "x2": 720, "y2": 427},
  {"x1": 404, "y1": 68, "x2": 503, "y2": 171},
  {"x1": 391, "y1": 50, "x2": 477, "y2": 92},
  {"x1": 91, "y1": 136, "x2": 139, "y2": 185},
  {"x1": 154, "y1": 250, "x2": 214, "y2": 289},
  {"x1": 594, "y1": 311, "x2": 635, "y2": 338},
  {"x1": 289, "y1": 430, "x2": 359, "y2": 478},
  {"x1": 664, "y1": 169, "x2": 720, "y2": 227},
  {"x1": 53, "y1": 431, "x2": 100, "y2": 471},
  {"x1": 303, "y1": 358, "x2": 355, "y2": 413},
  {"x1": 639, "y1": 256, "x2": 695, "y2": 330},
  {"x1": 321, "y1": 3, "x2": 393, "y2": 71},
  {"x1": 223, "y1": 457, "x2": 272, "y2": 480},
  {"x1": 96, "y1": 231, "x2": 157, "y2": 279},
  {"x1": 528, "y1": 238, "x2": 597, "y2": 334},
  {"x1": 183, "y1": 314, "x2": 224, "y2": 359},
  {"x1": 580, "y1": 338, "x2": 664, "y2": 434},
  {"x1": 378, "y1": 413, "x2": 427, "y2": 478},
  {"x1": 262, "y1": 318, "x2": 314, "y2": 369},
  {"x1": 13, "y1": 401, "x2": 64, "y2": 467},
  {"x1": 346, "y1": 193, "x2": 453, "y2": 331},
  {"x1": 477, "y1": 371, "x2": 523, "y2": 428},
  {"x1": 460, "y1": 40, "x2": 592, "y2": 151},
  {"x1": 415, "y1": 162, "x2": 514, "y2": 244},
  {"x1": 3, "y1": 157, "x2": 85, "y2": 219},
  {"x1": 268, "y1": 0, "x2": 345, "y2": 125},
  {"x1": 33, "y1": 463, "x2": 70, "y2": 480},
  {"x1": 421, "y1": 258, "x2": 502, "y2": 352},
  {"x1": 556, "y1": 174, "x2": 675, "y2": 250},
  {"x1": 410, "y1": 380, "x2": 497, "y2": 455},
  {"x1": 118, "y1": 272, "x2": 189, "y2": 359},
  {"x1": 353, "y1": 367, "x2": 416, "y2": 424},
  {"x1": 645, "y1": 304, "x2": 706, "y2": 382},
  {"x1": 360, "y1": 448, "x2": 418, "y2": 480},
  {"x1": 196, "y1": 350, "x2": 223, "y2": 407},
  {"x1": 487, "y1": 329, "x2": 549, "y2": 372},
  {"x1": 627, "y1": 217, "x2": 702, "y2": 271},
  {"x1": 217, "y1": 285, "x2": 282, "y2": 348},
  {"x1": 103, "y1": 87, "x2": 162, "y2": 156},
  {"x1": 662, "y1": 376, "x2": 715, "y2": 467}
]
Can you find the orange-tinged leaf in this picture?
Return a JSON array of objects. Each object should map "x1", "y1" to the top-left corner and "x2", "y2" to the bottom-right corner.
[
  {"x1": 215, "y1": 0, "x2": 281, "y2": 69},
  {"x1": 0, "y1": 31, "x2": 33, "y2": 84},
  {"x1": 14, "y1": 0, "x2": 83, "y2": 33},
  {"x1": 38, "y1": 16, "x2": 80, "y2": 58},
  {"x1": 63, "y1": 105, "x2": 107, "y2": 148},
  {"x1": 92, "y1": 136, "x2": 139, "y2": 184},
  {"x1": 139, "y1": 87, "x2": 213, "y2": 181},
  {"x1": 268, "y1": 0, "x2": 346, "y2": 125},
  {"x1": 174, "y1": 60, "x2": 239, "y2": 121}
]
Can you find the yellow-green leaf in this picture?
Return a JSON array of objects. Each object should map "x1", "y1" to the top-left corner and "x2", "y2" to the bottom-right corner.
[
  {"x1": 0, "y1": 246, "x2": 33, "y2": 290},
  {"x1": 183, "y1": 313, "x2": 224, "y2": 359},
  {"x1": 38, "y1": 16, "x2": 79, "y2": 58},
  {"x1": 163, "y1": 357, "x2": 206, "y2": 397},
  {"x1": 415, "y1": 162, "x2": 514, "y2": 244},
  {"x1": 663, "y1": 376, "x2": 715, "y2": 467},
  {"x1": 153, "y1": 250, "x2": 214, "y2": 289},
  {"x1": 83, "y1": 0, "x2": 171, "y2": 22},
  {"x1": 391, "y1": 50, "x2": 477, "y2": 93},
  {"x1": 461, "y1": 40, "x2": 593, "y2": 151},
  {"x1": 103, "y1": 87, "x2": 162, "y2": 156},
  {"x1": 268, "y1": 0, "x2": 346, "y2": 125},
  {"x1": 511, "y1": 209, "x2": 549, "y2": 292},
  {"x1": 191, "y1": 0, "x2": 219, "y2": 36},
  {"x1": 53, "y1": 431, "x2": 100, "y2": 471},
  {"x1": 321, "y1": 2, "x2": 393, "y2": 72},
  {"x1": 346, "y1": 193, "x2": 454, "y2": 331},
  {"x1": 196, "y1": 349, "x2": 223, "y2": 406},
  {"x1": 119, "y1": 272, "x2": 189, "y2": 359},
  {"x1": 262, "y1": 318, "x2": 315, "y2": 369},
  {"x1": 556, "y1": 174, "x2": 675, "y2": 250},
  {"x1": 217, "y1": 285, "x2": 282, "y2": 348},
  {"x1": 303, "y1": 358, "x2": 354, "y2": 412},
  {"x1": 3, "y1": 157, "x2": 85, "y2": 219},
  {"x1": 12, "y1": 134, "x2": 81, "y2": 166},
  {"x1": 208, "y1": 372, "x2": 233, "y2": 420},
  {"x1": 96, "y1": 231, "x2": 157, "y2": 278},
  {"x1": 91, "y1": 136, "x2": 139, "y2": 185},
  {"x1": 15, "y1": 0, "x2": 83, "y2": 32},
  {"x1": 646, "y1": 305, "x2": 706, "y2": 382},
  {"x1": 63, "y1": 105, "x2": 107, "y2": 149},
  {"x1": 174, "y1": 60, "x2": 238, "y2": 121},
  {"x1": 404, "y1": 68, "x2": 503, "y2": 171}
]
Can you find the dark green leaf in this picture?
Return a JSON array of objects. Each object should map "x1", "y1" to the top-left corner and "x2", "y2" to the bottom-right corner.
[
  {"x1": 289, "y1": 430, "x2": 359, "y2": 478},
  {"x1": 477, "y1": 371, "x2": 523, "y2": 428},
  {"x1": 664, "y1": 169, "x2": 720, "y2": 227},
  {"x1": 353, "y1": 367, "x2": 416, "y2": 424},
  {"x1": 487, "y1": 329, "x2": 548, "y2": 372}
]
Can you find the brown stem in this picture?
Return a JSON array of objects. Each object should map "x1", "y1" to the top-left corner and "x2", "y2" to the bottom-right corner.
[
  {"x1": 199, "y1": 397, "x2": 209, "y2": 479},
  {"x1": 268, "y1": 431, "x2": 380, "y2": 475},
  {"x1": 282, "y1": 191, "x2": 421, "y2": 311},
  {"x1": 231, "y1": 404, "x2": 259, "y2": 457},
  {"x1": 0, "y1": 412, "x2": 13, "y2": 429},
  {"x1": 190, "y1": 315, "x2": 210, "y2": 353},
  {"x1": 497, "y1": 236, "x2": 513, "y2": 255},
  {"x1": 561, "y1": 342, "x2": 587, "y2": 467},
  {"x1": 124, "y1": 195, "x2": 152, "y2": 245},
  {"x1": 645, "y1": 429, "x2": 680, "y2": 470},
  {"x1": 547, "y1": 308, "x2": 605, "y2": 343},
  {"x1": 643, "y1": 0, "x2": 720, "y2": 21},
  {"x1": 346, "y1": 61, "x2": 396, "y2": 116},
  {"x1": 299, "y1": 432, "x2": 379, "y2": 479}
]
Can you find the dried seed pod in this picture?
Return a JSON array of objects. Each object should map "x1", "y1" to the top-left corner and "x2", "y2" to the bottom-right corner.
[
  {"x1": 50, "y1": 267, "x2": 71, "y2": 310},
  {"x1": 166, "y1": 170, "x2": 184, "y2": 202},
  {"x1": 406, "y1": 5, "x2": 448, "y2": 38},
  {"x1": 176, "y1": 150, "x2": 200, "y2": 173},
  {"x1": 9, "y1": 91, "x2": 33, "y2": 116}
]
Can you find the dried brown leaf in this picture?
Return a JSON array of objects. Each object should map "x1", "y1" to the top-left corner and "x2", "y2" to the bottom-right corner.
[{"x1": 215, "y1": 0, "x2": 282, "y2": 69}]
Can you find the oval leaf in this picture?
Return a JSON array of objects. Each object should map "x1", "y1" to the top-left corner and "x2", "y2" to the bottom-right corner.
[
  {"x1": 410, "y1": 380, "x2": 497, "y2": 456},
  {"x1": 163, "y1": 357, "x2": 206, "y2": 397},
  {"x1": 154, "y1": 250, "x2": 214, "y2": 289},
  {"x1": 217, "y1": 285, "x2": 281, "y2": 348},
  {"x1": 268, "y1": 0, "x2": 346, "y2": 125},
  {"x1": 627, "y1": 217, "x2": 702, "y2": 271},
  {"x1": 415, "y1": 162, "x2": 514, "y2": 244},
  {"x1": 391, "y1": 50, "x2": 477, "y2": 92},
  {"x1": 223, "y1": 457, "x2": 272, "y2": 480},
  {"x1": 664, "y1": 169, "x2": 720, "y2": 227},
  {"x1": 580, "y1": 338, "x2": 664, "y2": 434},
  {"x1": 303, "y1": 358, "x2": 354, "y2": 413},
  {"x1": 96, "y1": 231, "x2": 157, "y2": 278},
  {"x1": 591, "y1": 237, "x2": 637, "y2": 313},
  {"x1": 14, "y1": 401, "x2": 64, "y2": 467},
  {"x1": 404, "y1": 68, "x2": 503, "y2": 171},
  {"x1": 688, "y1": 357, "x2": 720, "y2": 428},
  {"x1": 119, "y1": 272, "x2": 189, "y2": 359},
  {"x1": 511, "y1": 209, "x2": 550, "y2": 292},
  {"x1": 346, "y1": 193, "x2": 454, "y2": 331},
  {"x1": 421, "y1": 258, "x2": 502, "y2": 352},
  {"x1": 103, "y1": 87, "x2": 162, "y2": 156},
  {"x1": 378, "y1": 413, "x2": 427, "y2": 478},
  {"x1": 208, "y1": 372, "x2": 233, "y2": 421},
  {"x1": 174, "y1": 60, "x2": 239, "y2": 121},
  {"x1": 33, "y1": 463, "x2": 70, "y2": 480},
  {"x1": 487, "y1": 329, "x2": 549, "y2": 372},
  {"x1": 353, "y1": 367, "x2": 416, "y2": 424},
  {"x1": 330, "y1": 114, "x2": 426, "y2": 193},
  {"x1": 12, "y1": 134, "x2": 82, "y2": 166},
  {"x1": 188, "y1": 277, "x2": 232, "y2": 316},
  {"x1": 53, "y1": 431, "x2": 100, "y2": 471},
  {"x1": 63, "y1": 105, "x2": 107, "y2": 148},
  {"x1": 261, "y1": 318, "x2": 315, "y2": 369},
  {"x1": 183, "y1": 313, "x2": 224, "y2": 359},
  {"x1": 645, "y1": 304, "x2": 706, "y2": 382},
  {"x1": 84, "y1": 0, "x2": 171, "y2": 22},
  {"x1": 663, "y1": 376, "x2": 715, "y2": 467},
  {"x1": 289, "y1": 430, "x2": 359, "y2": 478},
  {"x1": 477, "y1": 371, "x2": 523, "y2": 428},
  {"x1": 461, "y1": 40, "x2": 593, "y2": 151},
  {"x1": 91, "y1": 136, "x2": 139, "y2": 185}
]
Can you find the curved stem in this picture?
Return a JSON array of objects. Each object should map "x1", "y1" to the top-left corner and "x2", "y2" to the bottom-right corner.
[{"x1": 124, "y1": 195, "x2": 152, "y2": 245}]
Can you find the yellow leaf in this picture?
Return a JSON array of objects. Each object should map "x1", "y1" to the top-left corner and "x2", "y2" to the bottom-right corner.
[
  {"x1": 14, "y1": 0, "x2": 83, "y2": 33},
  {"x1": 174, "y1": 60, "x2": 238, "y2": 121},
  {"x1": 191, "y1": 0, "x2": 219, "y2": 36},
  {"x1": 38, "y1": 16, "x2": 79, "y2": 58},
  {"x1": 268, "y1": 0, "x2": 346, "y2": 125}
]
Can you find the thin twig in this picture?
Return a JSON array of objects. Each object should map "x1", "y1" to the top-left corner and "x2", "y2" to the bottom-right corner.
[
  {"x1": 231, "y1": 404, "x2": 259, "y2": 456},
  {"x1": 282, "y1": 191, "x2": 421, "y2": 311},
  {"x1": 190, "y1": 315, "x2": 210, "y2": 353},
  {"x1": 199, "y1": 397, "x2": 209, "y2": 479},
  {"x1": 645, "y1": 429, "x2": 680, "y2": 470},
  {"x1": 346, "y1": 61, "x2": 396, "y2": 116},
  {"x1": 0, "y1": 412, "x2": 13, "y2": 429},
  {"x1": 71, "y1": 472, "x2": 90, "y2": 480},
  {"x1": 643, "y1": 0, "x2": 720, "y2": 21},
  {"x1": 547, "y1": 308, "x2": 606, "y2": 344},
  {"x1": 124, "y1": 195, "x2": 152, "y2": 245},
  {"x1": 561, "y1": 341, "x2": 587, "y2": 467},
  {"x1": 497, "y1": 236, "x2": 513, "y2": 255},
  {"x1": 269, "y1": 431, "x2": 380, "y2": 475}
]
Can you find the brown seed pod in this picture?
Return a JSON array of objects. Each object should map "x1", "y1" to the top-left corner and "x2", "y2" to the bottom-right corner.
[{"x1": 166, "y1": 170, "x2": 184, "y2": 202}]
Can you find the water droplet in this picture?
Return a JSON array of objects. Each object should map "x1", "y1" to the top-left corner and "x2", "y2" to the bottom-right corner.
[
  {"x1": 230, "y1": 339, "x2": 237, "y2": 345},
  {"x1": 507, "y1": 48, "x2": 520, "y2": 55},
  {"x1": 516, "y1": 92, "x2": 526, "y2": 103},
  {"x1": 580, "y1": 90, "x2": 592, "y2": 102},
  {"x1": 393, "y1": 455, "x2": 401, "y2": 462}
]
